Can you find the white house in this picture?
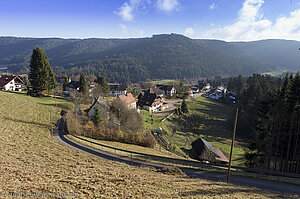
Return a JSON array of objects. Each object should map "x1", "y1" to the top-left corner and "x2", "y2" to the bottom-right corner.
[
  {"x1": 88, "y1": 96, "x2": 110, "y2": 119},
  {"x1": 0, "y1": 75, "x2": 25, "y2": 91}
]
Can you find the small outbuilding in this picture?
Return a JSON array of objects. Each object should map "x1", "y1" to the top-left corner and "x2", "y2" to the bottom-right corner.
[{"x1": 191, "y1": 138, "x2": 229, "y2": 164}]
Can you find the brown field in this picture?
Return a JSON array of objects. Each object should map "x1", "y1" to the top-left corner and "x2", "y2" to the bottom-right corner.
[{"x1": 0, "y1": 91, "x2": 298, "y2": 198}]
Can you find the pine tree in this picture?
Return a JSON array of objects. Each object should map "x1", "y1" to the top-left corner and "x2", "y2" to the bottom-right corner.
[
  {"x1": 93, "y1": 106, "x2": 102, "y2": 127},
  {"x1": 79, "y1": 73, "x2": 88, "y2": 93},
  {"x1": 63, "y1": 76, "x2": 69, "y2": 91},
  {"x1": 96, "y1": 74, "x2": 110, "y2": 95},
  {"x1": 28, "y1": 46, "x2": 56, "y2": 91},
  {"x1": 24, "y1": 76, "x2": 30, "y2": 90},
  {"x1": 181, "y1": 99, "x2": 188, "y2": 114}
]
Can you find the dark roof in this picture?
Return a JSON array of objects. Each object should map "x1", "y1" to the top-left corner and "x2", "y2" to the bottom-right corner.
[
  {"x1": 138, "y1": 91, "x2": 158, "y2": 106},
  {"x1": 66, "y1": 81, "x2": 80, "y2": 89},
  {"x1": 0, "y1": 75, "x2": 24, "y2": 88},
  {"x1": 157, "y1": 85, "x2": 174, "y2": 92},
  {"x1": 149, "y1": 86, "x2": 164, "y2": 95},
  {"x1": 109, "y1": 84, "x2": 127, "y2": 91},
  {"x1": 191, "y1": 138, "x2": 228, "y2": 163},
  {"x1": 88, "y1": 96, "x2": 110, "y2": 112}
]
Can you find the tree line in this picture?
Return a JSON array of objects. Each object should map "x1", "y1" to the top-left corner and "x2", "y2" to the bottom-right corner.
[{"x1": 227, "y1": 73, "x2": 300, "y2": 173}]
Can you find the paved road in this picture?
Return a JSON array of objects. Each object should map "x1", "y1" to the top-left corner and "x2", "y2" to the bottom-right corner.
[{"x1": 54, "y1": 118, "x2": 300, "y2": 195}]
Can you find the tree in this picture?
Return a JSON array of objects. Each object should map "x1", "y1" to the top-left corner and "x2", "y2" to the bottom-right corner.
[
  {"x1": 181, "y1": 99, "x2": 188, "y2": 114},
  {"x1": 79, "y1": 73, "x2": 88, "y2": 93},
  {"x1": 63, "y1": 76, "x2": 69, "y2": 91},
  {"x1": 23, "y1": 76, "x2": 30, "y2": 90},
  {"x1": 28, "y1": 46, "x2": 56, "y2": 91},
  {"x1": 96, "y1": 73, "x2": 110, "y2": 95},
  {"x1": 93, "y1": 106, "x2": 102, "y2": 127}
]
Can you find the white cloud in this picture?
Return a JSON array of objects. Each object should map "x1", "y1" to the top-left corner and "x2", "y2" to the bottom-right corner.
[
  {"x1": 115, "y1": 0, "x2": 142, "y2": 21},
  {"x1": 184, "y1": 27, "x2": 194, "y2": 37},
  {"x1": 156, "y1": 0, "x2": 179, "y2": 12},
  {"x1": 209, "y1": 3, "x2": 216, "y2": 10},
  {"x1": 203, "y1": 0, "x2": 300, "y2": 41}
]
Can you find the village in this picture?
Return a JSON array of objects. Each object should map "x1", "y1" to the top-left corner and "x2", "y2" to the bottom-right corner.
[{"x1": 0, "y1": 73, "x2": 234, "y2": 164}]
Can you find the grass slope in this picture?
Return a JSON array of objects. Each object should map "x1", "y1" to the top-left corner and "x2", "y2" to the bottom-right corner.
[
  {"x1": 0, "y1": 91, "x2": 297, "y2": 198},
  {"x1": 143, "y1": 97, "x2": 246, "y2": 166}
]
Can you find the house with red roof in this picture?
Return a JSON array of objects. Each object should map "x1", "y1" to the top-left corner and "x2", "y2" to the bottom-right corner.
[
  {"x1": 117, "y1": 93, "x2": 136, "y2": 109},
  {"x1": 0, "y1": 75, "x2": 25, "y2": 91}
]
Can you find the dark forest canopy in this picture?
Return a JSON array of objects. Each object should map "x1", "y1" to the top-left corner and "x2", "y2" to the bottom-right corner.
[{"x1": 1, "y1": 34, "x2": 299, "y2": 82}]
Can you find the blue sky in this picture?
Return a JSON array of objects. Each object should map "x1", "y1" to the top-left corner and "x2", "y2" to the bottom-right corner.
[{"x1": 1, "y1": 0, "x2": 300, "y2": 41}]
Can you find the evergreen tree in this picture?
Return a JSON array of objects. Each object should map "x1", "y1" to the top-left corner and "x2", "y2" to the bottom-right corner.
[
  {"x1": 63, "y1": 76, "x2": 69, "y2": 91},
  {"x1": 23, "y1": 76, "x2": 30, "y2": 90},
  {"x1": 96, "y1": 73, "x2": 110, "y2": 95},
  {"x1": 181, "y1": 99, "x2": 188, "y2": 114},
  {"x1": 29, "y1": 46, "x2": 56, "y2": 91},
  {"x1": 93, "y1": 106, "x2": 102, "y2": 127},
  {"x1": 79, "y1": 73, "x2": 88, "y2": 93}
]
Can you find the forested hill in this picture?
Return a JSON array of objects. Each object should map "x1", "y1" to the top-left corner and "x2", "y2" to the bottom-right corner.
[
  {"x1": 0, "y1": 34, "x2": 275, "y2": 82},
  {"x1": 200, "y1": 39, "x2": 300, "y2": 72}
]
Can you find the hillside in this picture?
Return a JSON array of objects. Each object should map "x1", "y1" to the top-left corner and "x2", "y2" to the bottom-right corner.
[
  {"x1": 201, "y1": 39, "x2": 300, "y2": 72},
  {"x1": 0, "y1": 34, "x2": 274, "y2": 82},
  {"x1": 1, "y1": 91, "x2": 296, "y2": 197}
]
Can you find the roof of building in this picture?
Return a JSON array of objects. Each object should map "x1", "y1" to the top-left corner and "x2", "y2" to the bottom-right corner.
[
  {"x1": 66, "y1": 81, "x2": 80, "y2": 89},
  {"x1": 88, "y1": 96, "x2": 110, "y2": 112},
  {"x1": 156, "y1": 85, "x2": 175, "y2": 92},
  {"x1": 109, "y1": 84, "x2": 127, "y2": 91},
  {"x1": 0, "y1": 75, "x2": 24, "y2": 88},
  {"x1": 149, "y1": 86, "x2": 164, "y2": 95},
  {"x1": 118, "y1": 93, "x2": 136, "y2": 106},
  {"x1": 191, "y1": 138, "x2": 228, "y2": 163}
]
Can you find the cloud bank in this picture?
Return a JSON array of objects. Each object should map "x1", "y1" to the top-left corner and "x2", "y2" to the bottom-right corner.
[{"x1": 204, "y1": 0, "x2": 300, "y2": 41}]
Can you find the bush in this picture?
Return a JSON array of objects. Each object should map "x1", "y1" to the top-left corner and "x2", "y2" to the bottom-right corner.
[{"x1": 65, "y1": 111, "x2": 156, "y2": 148}]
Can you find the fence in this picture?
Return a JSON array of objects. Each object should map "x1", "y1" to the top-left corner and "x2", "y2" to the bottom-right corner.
[{"x1": 69, "y1": 133, "x2": 300, "y2": 179}]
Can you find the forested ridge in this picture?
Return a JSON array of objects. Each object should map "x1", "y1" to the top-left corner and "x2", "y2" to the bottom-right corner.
[{"x1": 0, "y1": 34, "x2": 277, "y2": 82}]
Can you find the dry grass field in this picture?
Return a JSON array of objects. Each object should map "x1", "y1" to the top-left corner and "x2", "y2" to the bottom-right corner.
[{"x1": 0, "y1": 91, "x2": 298, "y2": 198}]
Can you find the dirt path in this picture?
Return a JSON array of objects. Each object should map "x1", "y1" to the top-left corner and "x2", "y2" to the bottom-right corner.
[{"x1": 54, "y1": 118, "x2": 300, "y2": 195}]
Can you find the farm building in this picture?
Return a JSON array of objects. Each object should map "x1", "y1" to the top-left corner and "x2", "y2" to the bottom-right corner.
[{"x1": 191, "y1": 138, "x2": 229, "y2": 164}]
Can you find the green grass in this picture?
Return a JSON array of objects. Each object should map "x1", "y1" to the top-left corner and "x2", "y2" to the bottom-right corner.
[
  {"x1": 0, "y1": 91, "x2": 298, "y2": 198},
  {"x1": 150, "y1": 79, "x2": 177, "y2": 85},
  {"x1": 142, "y1": 96, "x2": 246, "y2": 166}
]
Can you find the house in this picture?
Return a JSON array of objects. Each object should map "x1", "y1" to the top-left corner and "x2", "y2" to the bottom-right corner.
[
  {"x1": 0, "y1": 75, "x2": 25, "y2": 91},
  {"x1": 117, "y1": 93, "x2": 136, "y2": 109},
  {"x1": 198, "y1": 80, "x2": 210, "y2": 91},
  {"x1": 156, "y1": 85, "x2": 176, "y2": 97},
  {"x1": 191, "y1": 138, "x2": 229, "y2": 164},
  {"x1": 137, "y1": 88, "x2": 169, "y2": 113},
  {"x1": 191, "y1": 86, "x2": 200, "y2": 94},
  {"x1": 109, "y1": 84, "x2": 127, "y2": 96},
  {"x1": 88, "y1": 96, "x2": 110, "y2": 119},
  {"x1": 55, "y1": 77, "x2": 71, "y2": 85},
  {"x1": 66, "y1": 81, "x2": 80, "y2": 91}
]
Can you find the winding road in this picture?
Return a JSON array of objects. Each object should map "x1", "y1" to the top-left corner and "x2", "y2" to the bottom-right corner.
[{"x1": 54, "y1": 118, "x2": 300, "y2": 195}]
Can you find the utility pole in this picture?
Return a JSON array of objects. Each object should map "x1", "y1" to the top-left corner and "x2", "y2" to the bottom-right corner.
[{"x1": 227, "y1": 107, "x2": 239, "y2": 183}]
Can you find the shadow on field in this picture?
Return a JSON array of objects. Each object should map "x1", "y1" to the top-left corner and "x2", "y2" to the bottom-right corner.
[
  {"x1": 178, "y1": 182, "x2": 255, "y2": 197},
  {"x1": 4, "y1": 116, "x2": 51, "y2": 129},
  {"x1": 38, "y1": 103, "x2": 70, "y2": 110}
]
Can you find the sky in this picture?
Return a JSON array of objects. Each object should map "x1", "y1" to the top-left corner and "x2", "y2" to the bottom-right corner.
[{"x1": 1, "y1": 0, "x2": 300, "y2": 41}]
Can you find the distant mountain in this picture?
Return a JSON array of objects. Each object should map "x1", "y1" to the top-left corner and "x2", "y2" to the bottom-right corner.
[
  {"x1": 200, "y1": 39, "x2": 300, "y2": 72},
  {"x1": 231, "y1": 39, "x2": 300, "y2": 71},
  {"x1": 0, "y1": 34, "x2": 278, "y2": 82}
]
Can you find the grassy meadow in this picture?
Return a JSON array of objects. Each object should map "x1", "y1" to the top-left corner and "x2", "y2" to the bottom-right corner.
[
  {"x1": 142, "y1": 96, "x2": 246, "y2": 166},
  {"x1": 0, "y1": 91, "x2": 298, "y2": 198}
]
